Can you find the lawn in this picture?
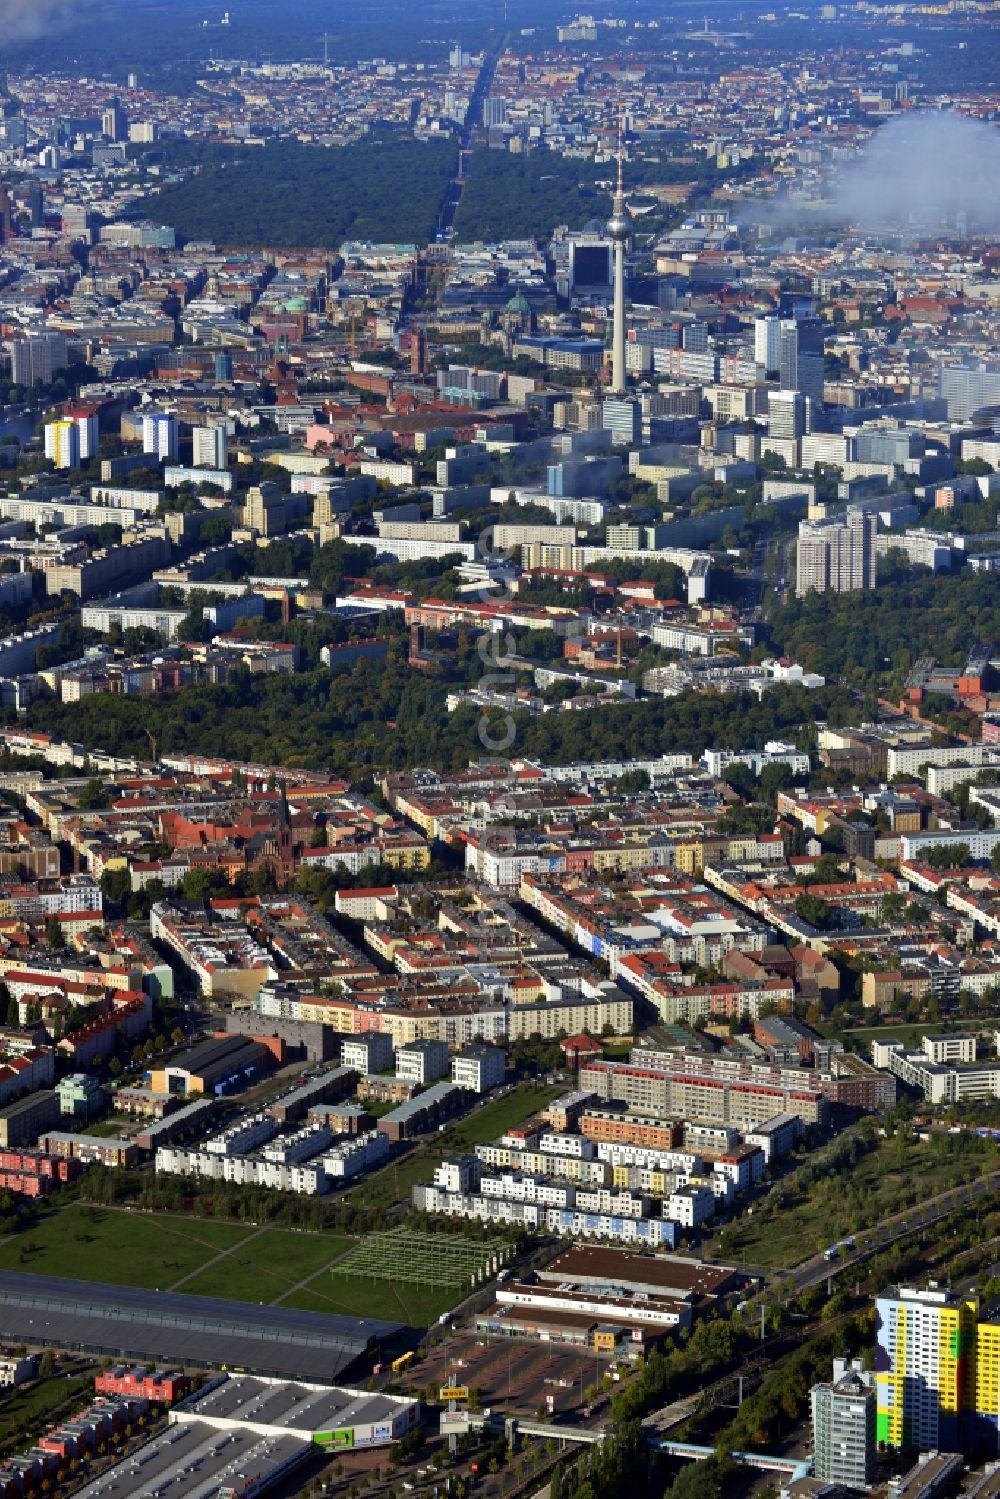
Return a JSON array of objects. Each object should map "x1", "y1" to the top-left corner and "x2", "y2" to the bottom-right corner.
[
  {"x1": 0, "y1": 1207, "x2": 254, "y2": 1290},
  {"x1": 0, "y1": 1207, "x2": 360, "y2": 1305},
  {"x1": 444, "y1": 1083, "x2": 564, "y2": 1148},
  {"x1": 841, "y1": 1017, "x2": 1000, "y2": 1051},
  {"x1": 175, "y1": 1232, "x2": 356, "y2": 1303},
  {"x1": 0, "y1": 1198, "x2": 478, "y2": 1321},
  {"x1": 282, "y1": 1270, "x2": 458, "y2": 1327}
]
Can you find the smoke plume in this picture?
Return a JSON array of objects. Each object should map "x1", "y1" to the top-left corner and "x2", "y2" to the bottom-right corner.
[
  {"x1": 0, "y1": 0, "x2": 92, "y2": 42},
  {"x1": 828, "y1": 111, "x2": 1000, "y2": 232}
]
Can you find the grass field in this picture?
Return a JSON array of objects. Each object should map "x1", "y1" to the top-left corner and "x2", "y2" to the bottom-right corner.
[
  {"x1": 282, "y1": 1272, "x2": 457, "y2": 1326},
  {"x1": 0, "y1": 1205, "x2": 476, "y2": 1327},
  {"x1": 0, "y1": 1207, "x2": 252, "y2": 1290},
  {"x1": 0, "y1": 1206, "x2": 359, "y2": 1302}
]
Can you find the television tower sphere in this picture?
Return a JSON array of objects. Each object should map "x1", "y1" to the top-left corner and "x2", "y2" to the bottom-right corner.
[{"x1": 607, "y1": 198, "x2": 633, "y2": 242}]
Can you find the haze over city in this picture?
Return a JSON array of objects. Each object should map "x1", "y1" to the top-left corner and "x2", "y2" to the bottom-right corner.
[{"x1": 0, "y1": 4, "x2": 995, "y2": 1499}]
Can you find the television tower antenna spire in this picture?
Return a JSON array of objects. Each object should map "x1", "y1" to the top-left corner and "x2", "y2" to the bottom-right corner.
[{"x1": 606, "y1": 101, "x2": 633, "y2": 395}]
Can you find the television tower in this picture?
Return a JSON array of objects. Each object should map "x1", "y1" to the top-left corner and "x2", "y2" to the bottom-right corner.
[{"x1": 606, "y1": 110, "x2": 633, "y2": 395}]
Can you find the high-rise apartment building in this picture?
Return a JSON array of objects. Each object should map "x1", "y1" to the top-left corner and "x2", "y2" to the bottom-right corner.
[
  {"x1": 11, "y1": 332, "x2": 68, "y2": 387},
  {"x1": 754, "y1": 315, "x2": 781, "y2": 375},
  {"x1": 796, "y1": 508, "x2": 877, "y2": 596},
  {"x1": 67, "y1": 410, "x2": 98, "y2": 462},
  {"x1": 44, "y1": 420, "x2": 79, "y2": 470},
  {"x1": 192, "y1": 420, "x2": 229, "y2": 469},
  {"x1": 875, "y1": 1284, "x2": 976, "y2": 1452},
  {"x1": 44, "y1": 411, "x2": 96, "y2": 470},
  {"x1": 142, "y1": 412, "x2": 179, "y2": 462},
  {"x1": 811, "y1": 1359, "x2": 876, "y2": 1488}
]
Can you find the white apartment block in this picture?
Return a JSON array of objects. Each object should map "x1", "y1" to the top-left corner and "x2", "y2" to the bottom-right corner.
[
  {"x1": 451, "y1": 1045, "x2": 506, "y2": 1093},
  {"x1": 666, "y1": 1184, "x2": 716, "y2": 1228}
]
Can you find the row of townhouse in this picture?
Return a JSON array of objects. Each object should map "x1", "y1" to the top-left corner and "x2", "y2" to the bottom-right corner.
[
  {"x1": 155, "y1": 1129, "x2": 390, "y2": 1194},
  {"x1": 412, "y1": 1183, "x2": 682, "y2": 1248},
  {"x1": 474, "y1": 1142, "x2": 613, "y2": 1186},
  {"x1": 477, "y1": 1169, "x2": 651, "y2": 1219}
]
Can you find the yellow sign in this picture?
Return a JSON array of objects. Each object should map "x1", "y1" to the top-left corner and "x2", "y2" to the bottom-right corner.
[{"x1": 440, "y1": 1386, "x2": 469, "y2": 1402}]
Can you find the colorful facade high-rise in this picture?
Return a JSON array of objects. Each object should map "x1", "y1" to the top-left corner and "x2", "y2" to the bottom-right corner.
[{"x1": 875, "y1": 1284, "x2": 1000, "y2": 1456}]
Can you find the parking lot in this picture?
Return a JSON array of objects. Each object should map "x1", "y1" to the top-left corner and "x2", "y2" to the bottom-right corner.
[{"x1": 404, "y1": 1322, "x2": 614, "y2": 1419}]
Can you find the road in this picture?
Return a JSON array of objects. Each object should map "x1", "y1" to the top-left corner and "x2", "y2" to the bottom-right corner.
[
  {"x1": 433, "y1": 44, "x2": 500, "y2": 241},
  {"x1": 784, "y1": 1169, "x2": 999, "y2": 1296},
  {"x1": 638, "y1": 1167, "x2": 999, "y2": 1433}
]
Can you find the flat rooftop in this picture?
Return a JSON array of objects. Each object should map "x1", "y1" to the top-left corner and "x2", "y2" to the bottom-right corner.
[
  {"x1": 70, "y1": 1419, "x2": 308, "y2": 1499},
  {"x1": 538, "y1": 1245, "x2": 744, "y2": 1300},
  {"x1": 0, "y1": 1272, "x2": 400, "y2": 1383},
  {"x1": 183, "y1": 1374, "x2": 412, "y2": 1434}
]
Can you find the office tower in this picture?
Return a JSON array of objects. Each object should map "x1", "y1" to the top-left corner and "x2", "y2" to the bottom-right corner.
[
  {"x1": 11, "y1": 332, "x2": 67, "y2": 387},
  {"x1": 61, "y1": 203, "x2": 93, "y2": 243},
  {"x1": 483, "y1": 96, "x2": 506, "y2": 128},
  {"x1": 811, "y1": 1360, "x2": 876, "y2": 1489},
  {"x1": 779, "y1": 316, "x2": 824, "y2": 406},
  {"x1": 102, "y1": 99, "x2": 127, "y2": 142},
  {"x1": 754, "y1": 315, "x2": 781, "y2": 375},
  {"x1": 0, "y1": 184, "x2": 13, "y2": 243},
  {"x1": 602, "y1": 397, "x2": 642, "y2": 443},
  {"x1": 44, "y1": 420, "x2": 79, "y2": 469},
  {"x1": 768, "y1": 388, "x2": 807, "y2": 441},
  {"x1": 939, "y1": 363, "x2": 1000, "y2": 422},
  {"x1": 606, "y1": 122, "x2": 633, "y2": 395},
  {"x1": 27, "y1": 184, "x2": 42, "y2": 230},
  {"x1": 876, "y1": 1285, "x2": 978, "y2": 1452},
  {"x1": 192, "y1": 420, "x2": 229, "y2": 469},
  {"x1": 796, "y1": 508, "x2": 876, "y2": 596},
  {"x1": 142, "y1": 412, "x2": 179, "y2": 462},
  {"x1": 1, "y1": 117, "x2": 27, "y2": 149},
  {"x1": 214, "y1": 350, "x2": 233, "y2": 383}
]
